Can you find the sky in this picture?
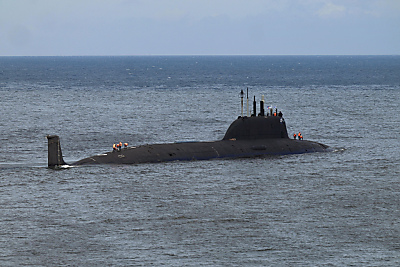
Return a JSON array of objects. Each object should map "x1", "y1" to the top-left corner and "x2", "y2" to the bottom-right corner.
[{"x1": 0, "y1": 0, "x2": 399, "y2": 56}]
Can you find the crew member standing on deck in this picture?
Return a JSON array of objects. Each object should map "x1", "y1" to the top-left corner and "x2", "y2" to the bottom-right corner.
[{"x1": 298, "y1": 132, "x2": 303, "y2": 140}]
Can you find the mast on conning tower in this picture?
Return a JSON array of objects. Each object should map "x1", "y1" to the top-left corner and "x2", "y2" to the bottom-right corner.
[
  {"x1": 260, "y1": 95, "x2": 265, "y2": 116},
  {"x1": 240, "y1": 89, "x2": 244, "y2": 117},
  {"x1": 252, "y1": 96, "x2": 256, "y2": 117},
  {"x1": 246, "y1": 88, "x2": 249, "y2": 117}
]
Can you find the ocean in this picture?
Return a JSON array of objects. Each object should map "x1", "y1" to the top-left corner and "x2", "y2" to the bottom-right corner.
[{"x1": 0, "y1": 56, "x2": 399, "y2": 266}]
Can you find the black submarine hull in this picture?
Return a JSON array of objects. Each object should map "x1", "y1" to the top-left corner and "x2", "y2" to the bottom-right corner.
[{"x1": 71, "y1": 138, "x2": 328, "y2": 165}]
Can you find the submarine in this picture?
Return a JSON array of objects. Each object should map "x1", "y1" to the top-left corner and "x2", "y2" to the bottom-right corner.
[{"x1": 46, "y1": 91, "x2": 330, "y2": 168}]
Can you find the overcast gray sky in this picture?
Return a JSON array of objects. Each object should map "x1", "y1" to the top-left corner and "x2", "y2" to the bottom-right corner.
[{"x1": 1, "y1": 0, "x2": 399, "y2": 56}]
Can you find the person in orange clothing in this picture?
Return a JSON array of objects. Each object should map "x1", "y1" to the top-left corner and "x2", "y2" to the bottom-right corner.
[
  {"x1": 298, "y1": 132, "x2": 303, "y2": 140},
  {"x1": 293, "y1": 133, "x2": 297, "y2": 139},
  {"x1": 124, "y1": 143, "x2": 128, "y2": 148}
]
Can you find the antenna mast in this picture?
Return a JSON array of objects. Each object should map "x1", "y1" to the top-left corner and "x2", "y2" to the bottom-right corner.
[
  {"x1": 240, "y1": 89, "x2": 244, "y2": 117},
  {"x1": 246, "y1": 88, "x2": 249, "y2": 117}
]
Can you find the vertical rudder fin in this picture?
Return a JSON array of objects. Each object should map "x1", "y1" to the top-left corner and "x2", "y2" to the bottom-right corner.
[{"x1": 46, "y1": 135, "x2": 67, "y2": 168}]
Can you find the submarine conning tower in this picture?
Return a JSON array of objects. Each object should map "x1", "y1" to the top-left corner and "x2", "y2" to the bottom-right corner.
[
  {"x1": 223, "y1": 116, "x2": 289, "y2": 140},
  {"x1": 223, "y1": 91, "x2": 289, "y2": 140}
]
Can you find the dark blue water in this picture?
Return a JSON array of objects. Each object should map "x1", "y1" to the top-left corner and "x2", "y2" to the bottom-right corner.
[{"x1": 1, "y1": 56, "x2": 399, "y2": 266}]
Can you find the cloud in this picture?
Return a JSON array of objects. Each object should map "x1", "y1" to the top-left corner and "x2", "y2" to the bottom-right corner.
[{"x1": 316, "y1": 2, "x2": 346, "y2": 18}]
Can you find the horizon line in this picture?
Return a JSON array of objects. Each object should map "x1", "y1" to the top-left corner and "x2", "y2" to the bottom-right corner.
[{"x1": 1, "y1": 54, "x2": 399, "y2": 57}]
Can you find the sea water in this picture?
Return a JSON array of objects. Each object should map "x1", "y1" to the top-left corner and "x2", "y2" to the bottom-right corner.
[{"x1": 0, "y1": 56, "x2": 399, "y2": 266}]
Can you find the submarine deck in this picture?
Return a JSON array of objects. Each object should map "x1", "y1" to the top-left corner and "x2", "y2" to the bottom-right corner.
[{"x1": 73, "y1": 138, "x2": 328, "y2": 165}]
